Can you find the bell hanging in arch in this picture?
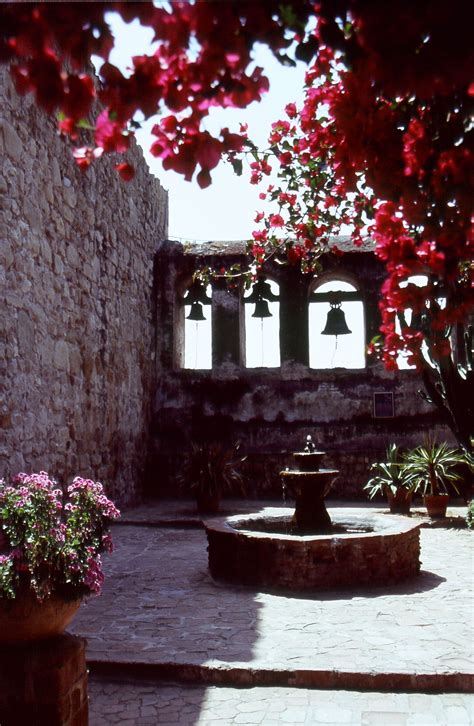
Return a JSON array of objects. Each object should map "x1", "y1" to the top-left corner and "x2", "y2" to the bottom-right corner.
[
  {"x1": 252, "y1": 299, "x2": 272, "y2": 319},
  {"x1": 321, "y1": 302, "x2": 351, "y2": 336},
  {"x1": 186, "y1": 301, "x2": 206, "y2": 321}
]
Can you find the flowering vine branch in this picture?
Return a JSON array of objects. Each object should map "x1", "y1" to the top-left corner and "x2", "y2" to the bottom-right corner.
[{"x1": 1, "y1": 1, "x2": 473, "y2": 446}]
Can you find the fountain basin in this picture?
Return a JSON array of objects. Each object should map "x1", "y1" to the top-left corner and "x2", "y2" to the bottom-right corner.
[
  {"x1": 292, "y1": 451, "x2": 326, "y2": 471},
  {"x1": 205, "y1": 508, "x2": 421, "y2": 591}
]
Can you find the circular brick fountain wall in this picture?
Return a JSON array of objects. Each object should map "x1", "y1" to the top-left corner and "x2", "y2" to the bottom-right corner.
[{"x1": 205, "y1": 509, "x2": 421, "y2": 591}]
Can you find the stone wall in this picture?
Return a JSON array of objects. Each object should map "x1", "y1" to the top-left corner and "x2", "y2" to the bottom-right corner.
[
  {"x1": 205, "y1": 513, "x2": 421, "y2": 590},
  {"x1": 0, "y1": 66, "x2": 168, "y2": 505},
  {"x1": 150, "y1": 240, "x2": 453, "y2": 499}
]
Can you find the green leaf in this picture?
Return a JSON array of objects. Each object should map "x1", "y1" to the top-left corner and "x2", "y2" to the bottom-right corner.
[
  {"x1": 230, "y1": 158, "x2": 243, "y2": 176},
  {"x1": 76, "y1": 119, "x2": 94, "y2": 130},
  {"x1": 278, "y1": 3, "x2": 298, "y2": 28}
]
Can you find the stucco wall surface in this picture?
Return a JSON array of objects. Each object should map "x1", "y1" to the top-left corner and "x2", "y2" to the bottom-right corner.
[{"x1": 0, "y1": 66, "x2": 168, "y2": 504}]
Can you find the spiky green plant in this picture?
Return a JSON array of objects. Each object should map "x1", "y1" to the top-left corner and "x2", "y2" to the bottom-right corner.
[
  {"x1": 402, "y1": 440, "x2": 465, "y2": 496},
  {"x1": 364, "y1": 443, "x2": 411, "y2": 499},
  {"x1": 179, "y1": 442, "x2": 247, "y2": 499}
]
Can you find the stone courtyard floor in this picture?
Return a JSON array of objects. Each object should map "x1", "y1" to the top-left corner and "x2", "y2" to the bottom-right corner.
[{"x1": 69, "y1": 499, "x2": 474, "y2": 725}]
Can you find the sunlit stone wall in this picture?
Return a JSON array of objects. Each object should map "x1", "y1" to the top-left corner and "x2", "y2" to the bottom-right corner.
[{"x1": 0, "y1": 66, "x2": 168, "y2": 504}]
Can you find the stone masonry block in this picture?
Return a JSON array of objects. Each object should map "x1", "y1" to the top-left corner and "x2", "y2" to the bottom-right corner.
[{"x1": 0, "y1": 633, "x2": 88, "y2": 726}]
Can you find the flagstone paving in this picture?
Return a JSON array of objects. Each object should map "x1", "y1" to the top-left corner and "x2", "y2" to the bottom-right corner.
[
  {"x1": 88, "y1": 677, "x2": 474, "y2": 725},
  {"x1": 68, "y1": 500, "x2": 473, "y2": 722}
]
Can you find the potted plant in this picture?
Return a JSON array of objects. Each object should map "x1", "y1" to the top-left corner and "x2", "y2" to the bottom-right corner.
[
  {"x1": 403, "y1": 440, "x2": 465, "y2": 518},
  {"x1": 0, "y1": 471, "x2": 120, "y2": 643},
  {"x1": 364, "y1": 444, "x2": 413, "y2": 514},
  {"x1": 179, "y1": 441, "x2": 247, "y2": 514}
]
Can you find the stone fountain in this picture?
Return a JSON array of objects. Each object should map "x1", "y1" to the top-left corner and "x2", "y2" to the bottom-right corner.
[
  {"x1": 280, "y1": 435, "x2": 338, "y2": 533},
  {"x1": 204, "y1": 436, "x2": 421, "y2": 591}
]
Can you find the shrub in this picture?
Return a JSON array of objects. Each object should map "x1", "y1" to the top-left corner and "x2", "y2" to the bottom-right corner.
[{"x1": 0, "y1": 472, "x2": 119, "y2": 600}]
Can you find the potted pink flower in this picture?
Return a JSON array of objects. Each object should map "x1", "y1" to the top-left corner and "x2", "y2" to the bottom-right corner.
[{"x1": 0, "y1": 471, "x2": 120, "y2": 643}]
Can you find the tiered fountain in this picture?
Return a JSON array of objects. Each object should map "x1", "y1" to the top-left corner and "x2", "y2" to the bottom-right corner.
[
  {"x1": 280, "y1": 435, "x2": 338, "y2": 533},
  {"x1": 205, "y1": 436, "x2": 421, "y2": 591}
]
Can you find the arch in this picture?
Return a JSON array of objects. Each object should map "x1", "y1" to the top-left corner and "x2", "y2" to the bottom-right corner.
[
  {"x1": 309, "y1": 277, "x2": 365, "y2": 369},
  {"x1": 179, "y1": 280, "x2": 212, "y2": 370},
  {"x1": 310, "y1": 270, "x2": 361, "y2": 293},
  {"x1": 244, "y1": 277, "x2": 280, "y2": 368},
  {"x1": 396, "y1": 274, "x2": 432, "y2": 370}
]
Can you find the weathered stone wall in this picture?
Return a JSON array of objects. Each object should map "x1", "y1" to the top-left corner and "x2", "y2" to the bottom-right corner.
[
  {"x1": 0, "y1": 66, "x2": 168, "y2": 504},
  {"x1": 150, "y1": 241, "x2": 453, "y2": 499},
  {"x1": 151, "y1": 366, "x2": 451, "y2": 498}
]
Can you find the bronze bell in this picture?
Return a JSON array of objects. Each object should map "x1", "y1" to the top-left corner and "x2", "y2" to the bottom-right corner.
[
  {"x1": 246, "y1": 277, "x2": 279, "y2": 303},
  {"x1": 321, "y1": 303, "x2": 351, "y2": 335},
  {"x1": 252, "y1": 299, "x2": 272, "y2": 318},
  {"x1": 186, "y1": 301, "x2": 206, "y2": 321},
  {"x1": 185, "y1": 280, "x2": 211, "y2": 305}
]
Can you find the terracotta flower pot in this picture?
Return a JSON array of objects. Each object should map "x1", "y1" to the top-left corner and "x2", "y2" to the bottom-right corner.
[
  {"x1": 0, "y1": 590, "x2": 82, "y2": 644},
  {"x1": 386, "y1": 488, "x2": 413, "y2": 515},
  {"x1": 195, "y1": 492, "x2": 221, "y2": 515},
  {"x1": 423, "y1": 493, "x2": 450, "y2": 519}
]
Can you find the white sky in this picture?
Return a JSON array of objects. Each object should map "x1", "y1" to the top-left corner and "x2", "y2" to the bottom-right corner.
[
  {"x1": 104, "y1": 14, "x2": 307, "y2": 242},
  {"x1": 103, "y1": 14, "x2": 365, "y2": 369}
]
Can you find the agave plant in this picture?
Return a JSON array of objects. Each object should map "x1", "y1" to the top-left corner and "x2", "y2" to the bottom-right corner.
[
  {"x1": 402, "y1": 440, "x2": 465, "y2": 496},
  {"x1": 364, "y1": 444, "x2": 411, "y2": 499},
  {"x1": 179, "y1": 441, "x2": 247, "y2": 500}
]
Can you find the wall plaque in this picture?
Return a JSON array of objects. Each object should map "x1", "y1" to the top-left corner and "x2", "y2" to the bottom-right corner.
[{"x1": 373, "y1": 391, "x2": 395, "y2": 418}]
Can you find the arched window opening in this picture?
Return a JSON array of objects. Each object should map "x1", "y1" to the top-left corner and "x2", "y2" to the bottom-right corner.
[
  {"x1": 244, "y1": 277, "x2": 280, "y2": 368},
  {"x1": 395, "y1": 275, "x2": 448, "y2": 370},
  {"x1": 183, "y1": 281, "x2": 212, "y2": 369},
  {"x1": 309, "y1": 280, "x2": 365, "y2": 369}
]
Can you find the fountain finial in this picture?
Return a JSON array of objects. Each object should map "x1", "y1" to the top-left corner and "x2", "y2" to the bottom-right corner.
[{"x1": 304, "y1": 434, "x2": 316, "y2": 453}]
